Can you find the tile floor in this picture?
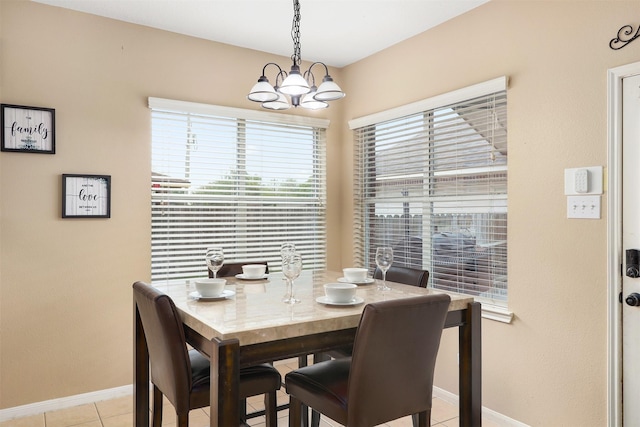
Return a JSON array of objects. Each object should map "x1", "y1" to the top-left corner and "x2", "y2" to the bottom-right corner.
[{"x1": 0, "y1": 359, "x2": 500, "y2": 427}]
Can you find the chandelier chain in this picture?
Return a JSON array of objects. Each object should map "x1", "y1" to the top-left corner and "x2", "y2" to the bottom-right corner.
[
  {"x1": 291, "y1": 0, "x2": 302, "y2": 66},
  {"x1": 247, "y1": 0, "x2": 344, "y2": 109}
]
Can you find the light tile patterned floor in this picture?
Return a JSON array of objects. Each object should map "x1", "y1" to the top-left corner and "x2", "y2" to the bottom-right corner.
[{"x1": 0, "y1": 358, "x2": 498, "y2": 427}]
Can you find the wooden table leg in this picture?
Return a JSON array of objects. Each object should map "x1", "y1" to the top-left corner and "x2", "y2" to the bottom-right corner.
[
  {"x1": 459, "y1": 302, "x2": 482, "y2": 427},
  {"x1": 211, "y1": 338, "x2": 240, "y2": 427},
  {"x1": 134, "y1": 302, "x2": 149, "y2": 427}
]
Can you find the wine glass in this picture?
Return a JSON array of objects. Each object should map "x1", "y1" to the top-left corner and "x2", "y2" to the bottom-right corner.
[
  {"x1": 375, "y1": 247, "x2": 393, "y2": 291},
  {"x1": 282, "y1": 253, "x2": 302, "y2": 304},
  {"x1": 205, "y1": 247, "x2": 224, "y2": 278},
  {"x1": 281, "y1": 242, "x2": 296, "y2": 262}
]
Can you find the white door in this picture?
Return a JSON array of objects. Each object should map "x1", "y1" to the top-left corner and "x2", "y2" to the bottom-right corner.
[{"x1": 622, "y1": 73, "x2": 640, "y2": 426}]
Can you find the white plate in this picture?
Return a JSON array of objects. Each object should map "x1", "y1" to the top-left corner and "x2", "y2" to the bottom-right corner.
[
  {"x1": 235, "y1": 274, "x2": 269, "y2": 280},
  {"x1": 337, "y1": 277, "x2": 375, "y2": 285},
  {"x1": 315, "y1": 296, "x2": 365, "y2": 306},
  {"x1": 190, "y1": 290, "x2": 235, "y2": 300}
]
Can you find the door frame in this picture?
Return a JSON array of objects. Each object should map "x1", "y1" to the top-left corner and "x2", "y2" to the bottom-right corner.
[{"x1": 607, "y1": 60, "x2": 640, "y2": 427}]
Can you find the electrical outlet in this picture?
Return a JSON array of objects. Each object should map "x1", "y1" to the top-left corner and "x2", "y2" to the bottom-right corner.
[{"x1": 567, "y1": 195, "x2": 600, "y2": 219}]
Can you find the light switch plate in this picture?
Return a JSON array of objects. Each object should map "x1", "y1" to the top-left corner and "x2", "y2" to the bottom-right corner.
[{"x1": 567, "y1": 195, "x2": 601, "y2": 219}]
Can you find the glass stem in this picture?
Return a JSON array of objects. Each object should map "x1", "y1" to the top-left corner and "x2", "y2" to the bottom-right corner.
[{"x1": 285, "y1": 278, "x2": 292, "y2": 300}]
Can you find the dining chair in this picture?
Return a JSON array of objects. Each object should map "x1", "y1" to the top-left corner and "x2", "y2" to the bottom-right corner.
[
  {"x1": 373, "y1": 264, "x2": 430, "y2": 288},
  {"x1": 285, "y1": 293, "x2": 451, "y2": 427},
  {"x1": 329, "y1": 265, "x2": 430, "y2": 361},
  {"x1": 209, "y1": 261, "x2": 269, "y2": 278},
  {"x1": 301, "y1": 265, "x2": 433, "y2": 427},
  {"x1": 132, "y1": 281, "x2": 281, "y2": 427}
]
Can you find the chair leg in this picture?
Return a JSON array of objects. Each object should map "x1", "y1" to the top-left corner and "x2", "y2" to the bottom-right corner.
[
  {"x1": 289, "y1": 396, "x2": 302, "y2": 427},
  {"x1": 298, "y1": 355, "x2": 308, "y2": 367},
  {"x1": 415, "y1": 410, "x2": 430, "y2": 427},
  {"x1": 301, "y1": 404, "x2": 309, "y2": 427},
  {"x1": 177, "y1": 412, "x2": 189, "y2": 427},
  {"x1": 310, "y1": 408, "x2": 320, "y2": 427},
  {"x1": 309, "y1": 352, "x2": 329, "y2": 427},
  {"x1": 239, "y1": 397, "x2": 248, "y2": 424},
  {"x1": 264, "y1": 390, "x2": 278, "y2": 427},
  {"x1": 298, "y1": 355, "x2": 309, "y2": 427},
  {"x1": 152, "y1": 386, "x2": 163, "y2": 427}
]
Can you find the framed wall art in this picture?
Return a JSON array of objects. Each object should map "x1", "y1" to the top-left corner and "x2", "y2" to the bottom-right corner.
[
  {"x1": 1, "y1": 104, "x2": 56, "y2": 154},
  {"x1": 62, "y1": 174, "x2": 111, "y2": 218}
]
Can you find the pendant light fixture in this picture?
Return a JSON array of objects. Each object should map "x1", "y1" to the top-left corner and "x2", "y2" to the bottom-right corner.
[{"x1": 247, "y1": 0, "x2": 345, "y2": 111}]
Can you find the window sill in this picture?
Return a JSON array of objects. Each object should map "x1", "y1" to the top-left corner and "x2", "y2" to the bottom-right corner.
[{"x1": 481, "y1": 304, "x2": 513, "y2": 323}]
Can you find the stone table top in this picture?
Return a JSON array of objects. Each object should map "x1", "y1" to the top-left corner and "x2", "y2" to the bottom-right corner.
[{"x1": 153, "y1": 270, "x2": 474, "y2": 346}]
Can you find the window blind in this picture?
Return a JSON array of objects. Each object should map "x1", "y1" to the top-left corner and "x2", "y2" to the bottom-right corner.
[
  {"x1": 352, "y1": 79, "x2": 508, "y2": 305},
  {"x1": 150, "y1": 98, "x2": 327, "y2": 281}
]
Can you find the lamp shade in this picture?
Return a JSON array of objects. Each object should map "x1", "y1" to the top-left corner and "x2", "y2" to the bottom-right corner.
[
  {"x1": 248, "y1": 78, "x2": 279, "y2": 102},
  {"x1": 314, "y1": 77, "x2": 346, "y2": 101},
  {"x1": 301, "y1": 89, "x2": 328, "y2": 110},
  {"x1": 262, "y1": 92, "x2": 291, "y2": 110},
  {"x1": 279, "y1": 68, "x2": 311, "y2": 96}
]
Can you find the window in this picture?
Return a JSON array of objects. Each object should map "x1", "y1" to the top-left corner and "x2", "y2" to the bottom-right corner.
[
  {"x1": 149, "y1": 98, "x2": 328, "y2": 281},
  {"x1": 350, "y1": 78, "x2": 508, "y2": 306}
]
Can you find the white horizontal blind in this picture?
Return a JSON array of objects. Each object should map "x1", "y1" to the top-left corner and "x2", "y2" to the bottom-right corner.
[
  {"x1": 353, "y1": 83, "x2": 507, "y2": 305},
  {"x1": 150, "y1": 99, "x2": 327, "y2": 281}
]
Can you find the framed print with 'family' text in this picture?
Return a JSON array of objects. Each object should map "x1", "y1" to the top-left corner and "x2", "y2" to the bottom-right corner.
[
  {"x1": 1, "y1": 104, "x2": 55, "y2": 154},
  {"x1": 62, "y1": 174, "x2": 111, "y2": 218}
]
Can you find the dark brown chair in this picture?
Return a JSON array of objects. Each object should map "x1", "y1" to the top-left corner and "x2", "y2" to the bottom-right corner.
[
  {"x1": 373, "y1": 265, "x2": 430, "y2": 288},
  {"x1": 132, "y1": 281, "x2": 281, "y2": 427},
  {"x1": 285, "y1": 293, "x2": 451, "y2": 427},
  {"x1": 330, "y1": 265, "x2": 430, "y2": 358},
  {"x1": 208, "y1": 261, "x2": 269, "y2": 278},
  {"x1": 302, "y1": 265, "x2": 432, "y2": 427}
]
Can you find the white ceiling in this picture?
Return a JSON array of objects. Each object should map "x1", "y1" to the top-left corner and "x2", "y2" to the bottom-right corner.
[{"x1": 32, "y1": 0, "x2": 489, "y2": 68}]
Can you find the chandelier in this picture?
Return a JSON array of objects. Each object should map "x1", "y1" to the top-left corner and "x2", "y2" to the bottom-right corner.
[{"x1": 247, "y1": 0, "x2": 346, "y2": 110}]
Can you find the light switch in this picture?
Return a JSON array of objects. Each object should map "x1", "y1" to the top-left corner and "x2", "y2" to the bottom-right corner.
[{"x1": 567, "y1": 195, "x2": 601, "y2": 219}]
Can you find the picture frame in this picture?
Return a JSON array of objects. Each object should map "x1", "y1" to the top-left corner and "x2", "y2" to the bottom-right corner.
[
  {"x1": 62, "y1": 174, "x2": 111, "y2": 218},
  {"x1": 1, "y1": 104, "x2": 56, "y2": 154}
]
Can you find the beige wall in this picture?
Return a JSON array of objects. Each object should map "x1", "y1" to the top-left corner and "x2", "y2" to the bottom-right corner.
[
  {"x1": 2, "y1": 0, "x2": 640, "y2": 425},
  {"x1": 340, "y1": 1, "x2": 640, "y2": 425},
  {"x1": 0, "y1": 0, "x2": 344, "y2": 410}
]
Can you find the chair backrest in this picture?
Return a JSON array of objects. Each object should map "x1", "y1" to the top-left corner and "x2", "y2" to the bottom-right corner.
[
  {"x1": 373, "y1": 265, "x2": 429, "y2": 288},
  {"x1": 209, "y1": 261, "x2": 270, "y2": 278},
  {"x1": 347, "y1": 293, "x2": 451, "y2": 426},
  {"x1": 133, "y1": 281, "x2": 193, "y2": 413}
]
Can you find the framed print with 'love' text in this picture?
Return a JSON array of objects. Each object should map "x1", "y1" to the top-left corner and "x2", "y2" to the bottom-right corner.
[{"x1": 62, "y1": 174, "x2": 111, "y2": 218}]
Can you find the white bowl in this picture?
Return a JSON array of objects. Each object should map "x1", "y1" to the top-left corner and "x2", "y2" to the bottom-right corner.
[
  {"x1": 342, "y1": 267, "x2": 368, "y2": 282},
  {"x1": 324, "y1": 283, "x2": 358, "y2": 303},
  {"x1": 195, "y1": 278, "x2": 226, "y2": 297},
  {"x1": 242, "y1": 264, "x2": 266, "y2": 278}
]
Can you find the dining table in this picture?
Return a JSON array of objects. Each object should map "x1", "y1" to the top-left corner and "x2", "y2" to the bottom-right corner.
[{"x1": 134, "y1": 270, "x2": 482, "y2": 426}]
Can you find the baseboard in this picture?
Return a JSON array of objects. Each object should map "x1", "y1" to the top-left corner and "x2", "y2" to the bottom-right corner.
[
  {"x1": 432, "y1": 386, "x2": 530, "y2": 427},
  {"x1": 0, "y1": 385, "x2": 133, "y2": 422},
  {"x1": 2, "y1": 384, "x2": 528, "y2": 426},
  {"x1": 432, "y1": 385, "x2": 460, "y2": 406}
]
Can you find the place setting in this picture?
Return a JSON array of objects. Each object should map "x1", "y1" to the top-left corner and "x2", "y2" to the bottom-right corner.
[
  {"x1": 336, "y1": 267, "x2": 375, "y2": 285},
  {"x1": 315, "y1": 282, "x2": 364, "y2": 306},
  {"x1": 189, "y1": 278, "x2": 235, "y2": 301},
  {"x1": 235, "y1": 264, "x2": 269, "y2": 281}
]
